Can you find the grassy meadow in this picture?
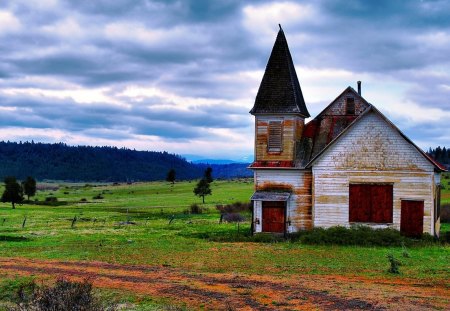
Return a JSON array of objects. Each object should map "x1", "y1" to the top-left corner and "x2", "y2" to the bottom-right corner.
[{"x1": 0, "y1": 176, "x2": 448, "y2": 308}]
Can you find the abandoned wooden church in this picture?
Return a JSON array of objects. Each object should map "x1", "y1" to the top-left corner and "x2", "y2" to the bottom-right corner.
[{"x1": 249, "y1": 27, "x2": 445, "y2": 237}]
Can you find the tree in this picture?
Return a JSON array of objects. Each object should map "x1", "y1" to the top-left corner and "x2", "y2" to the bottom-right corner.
[
  {"x1": 22, "y1": 176, "x2": 37, "y2": 201},
  {"x1": 193, "y1": 178, "x2": 211, "y2": 203},
  {"x1": 166, "y1": 168, "x2": 176, "y2": 184},
  {"x1": 1, "y1": 176, "x2": 24, "y2": 209},
  {"x1": 204, "y1": 167, "x2": 213, "y2": 183}
]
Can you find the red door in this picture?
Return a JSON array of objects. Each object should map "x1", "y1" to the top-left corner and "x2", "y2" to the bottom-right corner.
[
  {"x1": 401, "y1": 200, "x2": 424, "y2": 237},
  {"x1": 262, "y1": 201, "x2": 285, "y2": 233}
]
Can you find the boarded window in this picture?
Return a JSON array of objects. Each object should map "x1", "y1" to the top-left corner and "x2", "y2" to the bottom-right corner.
[
  {"x1": 346, "y1": 97, "x2": 355, "y2": 115},
  {"x1": 268, "y1": 121, "x2": 282, "y2": 152},
  {"x1": 349, "y1": 184, "x2": 393, "y2": 223}
]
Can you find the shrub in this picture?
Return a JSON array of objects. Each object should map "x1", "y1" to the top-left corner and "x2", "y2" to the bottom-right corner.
[
  {"x1": 440, "y1": 203, "x2": 450, "y2": 223},
  {"x1": 34, "y1": 197, "x2": 67, "y2": 206},
  {"x1": 80, "y1": 198, "x2": 87, "y2": 202},
  {"x1": 92, "y1": 194, "x2": 104, "y2": 200},
  {"x1": 295, "y1": 226, "x2": 410, "y2": 247},
  {"x1": 189, "y1": 203, "x2": 203, "y2": 214},
  {"x1": 387, "y1": 254, "x2": 401, "y2": 274},
  {"x1": 12, "y1": 278, "x2": 113, "y2": 311},
  {"x1": 441, "y1": 231, "x2": 450, "y2": 243},
  {"x1": 45, "y1": 196, "x2": 58, "y2": 203},
  {"x1": 216, "y1": 202, "x2": 252, "y2": 214},
  {"x1": 223, "y1": 213, "x2": 245, "y2": 223}
]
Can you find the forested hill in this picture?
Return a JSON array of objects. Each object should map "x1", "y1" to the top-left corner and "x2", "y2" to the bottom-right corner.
[{"x1": 0, "y1": 141, "x2": 250, "y2": 182}]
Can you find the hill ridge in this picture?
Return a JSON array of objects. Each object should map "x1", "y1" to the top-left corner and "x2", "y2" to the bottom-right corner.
[{"x1": 0, "y1": 141, "x2": 251, "y2": 181}]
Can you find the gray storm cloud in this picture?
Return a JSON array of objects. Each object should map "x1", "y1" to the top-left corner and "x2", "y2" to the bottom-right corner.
[{"x1": 0, "y1": 0, "x2": 449, "y2": 158}]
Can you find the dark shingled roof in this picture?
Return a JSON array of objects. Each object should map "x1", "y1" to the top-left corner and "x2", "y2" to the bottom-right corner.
[{"x1": 250, "y1": 26, "x2": 310, "y2": 117}]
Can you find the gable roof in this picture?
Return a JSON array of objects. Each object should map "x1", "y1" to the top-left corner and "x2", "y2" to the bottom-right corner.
[
  {"x1": 250, "y1": 26, "x2": 310, "y2": 117},
  {"x1": 316, "y1": 86, "x2": 369, "y2": 118},
  {"x1": 305, "y1": 105, "x2": 446, "y2": 172},
  {"x1": 295, "y1": 87, "x2": 370, "y2": 167}
]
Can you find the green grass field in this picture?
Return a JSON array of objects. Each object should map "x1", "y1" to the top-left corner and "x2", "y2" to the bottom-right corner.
[{"x1": 0, "y1": 178, "x2": 448, "y2": 309}]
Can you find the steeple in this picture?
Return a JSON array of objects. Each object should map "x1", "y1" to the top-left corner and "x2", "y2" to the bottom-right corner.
[{"x1": 250, "y1": 25, "x2": 310, "y2": 117}]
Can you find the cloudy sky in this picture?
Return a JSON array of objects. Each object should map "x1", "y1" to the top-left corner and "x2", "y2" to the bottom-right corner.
[{"x1": 0, "y1": 0, "x2": 449, "y2": 161}]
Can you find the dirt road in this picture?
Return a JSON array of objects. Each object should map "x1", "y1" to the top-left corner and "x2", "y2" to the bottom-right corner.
[{"x1": 0, "y1": 257, "x2": 447, "y2": 310}]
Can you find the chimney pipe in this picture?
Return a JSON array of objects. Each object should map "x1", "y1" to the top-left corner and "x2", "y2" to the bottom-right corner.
[{"x1": 357, "y1": 81, "x2": 361, "y2": 95}]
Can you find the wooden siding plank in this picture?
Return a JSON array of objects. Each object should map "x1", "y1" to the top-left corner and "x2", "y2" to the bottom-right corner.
[{"x1": 313, "y1": 168, "x2": 434, "y2": 234}]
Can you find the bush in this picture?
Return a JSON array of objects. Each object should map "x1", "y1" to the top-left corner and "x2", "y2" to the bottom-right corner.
[
  {"x1": 294, "y1": 226, "x2": 412, "y2": 247},
  {"x1": 440, "y1": 203, "x2": 450, "y2": 223},
  {"x1": 216, "y1": 202, "x2": 252, "y2": 214},
  {"x1": 93, "y1": 194, "x2": 104, "y2": 200},
  {"x1": 223, "y1": 213, "x2": 245, "y2": 223},
  {"x1": 12, "y1": 278, "x2": 114, "y2": 311},
  {"x1": 189, "y1": 203, "x2": 203, "y2": 214},
  {"x1": 387, "y1": 254, "x2": 401, "y2": 274},
  {"x1": 34, "y1": 197, "x2": 67, "y2": 206}
]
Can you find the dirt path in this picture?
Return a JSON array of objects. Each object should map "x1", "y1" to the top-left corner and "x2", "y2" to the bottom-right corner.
[{"x1": 0, "y1": 257, "x2": 448, "y2": 310}]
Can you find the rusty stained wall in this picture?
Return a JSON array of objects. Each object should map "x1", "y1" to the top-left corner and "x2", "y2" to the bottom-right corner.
[
  {"x1": 312, "y1": 111, "x2": 436, "y2": 235},
  {"x1": 254, "y1": 169, "x2": 312, "y2": 232},
  {"x1": 255, "y1": 115, "x2": 304, "y2": 162},
  {"x1": 311, "y1": 90, "x2": 369, "y2": 157}
]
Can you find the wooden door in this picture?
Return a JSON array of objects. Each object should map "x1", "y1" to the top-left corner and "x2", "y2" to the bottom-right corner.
[
  {"x1": 262, "y1": 201, "x2": 285, "y2": 233},
  {"x1": 401, "y1": 200, "x2": 424, "y2": 237}
]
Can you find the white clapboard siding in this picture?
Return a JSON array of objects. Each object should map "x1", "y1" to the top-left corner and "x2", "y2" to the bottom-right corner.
[{"x1": 312, "y1": 111, "x2": 435, "y2": 235}]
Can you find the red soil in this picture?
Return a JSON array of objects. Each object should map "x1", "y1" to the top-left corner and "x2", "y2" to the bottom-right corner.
[{"x1": 0, "y1": 257, "x2": 448, "y2": 310}]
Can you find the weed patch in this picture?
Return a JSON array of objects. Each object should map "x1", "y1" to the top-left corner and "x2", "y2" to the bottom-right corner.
[
  {"x1": 0, "y1": 235, "x2": 30, "y2": 242},
  {"x1": 11, "y1": 278, "x2": 116, "y2": 311},
  {"x1": 387, "y1": 254, "x2": 401, "y2": 274}
]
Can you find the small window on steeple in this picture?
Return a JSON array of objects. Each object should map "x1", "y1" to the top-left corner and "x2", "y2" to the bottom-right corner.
[
  {"x1": 346, "y1": 97, "x2": 355, "y2": 115},
  {"x1": 268, "y1": 121, "x2": 282, "y2": 152}
]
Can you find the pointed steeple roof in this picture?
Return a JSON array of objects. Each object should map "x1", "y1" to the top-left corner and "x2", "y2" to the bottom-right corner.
[{"x1": 250, "y1": 25, "x2": 310, "y2": 117}]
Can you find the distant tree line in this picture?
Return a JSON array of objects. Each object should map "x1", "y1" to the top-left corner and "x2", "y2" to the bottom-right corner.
[
  {"x1": 427, "y1": 146, "x2": 450, "y2": 166},
  {"x1": 0, "y1": 141, "x2": 251, "y2": 182}
]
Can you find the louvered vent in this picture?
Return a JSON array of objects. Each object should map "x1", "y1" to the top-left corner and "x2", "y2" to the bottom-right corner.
[{"x1": 268, "y1": 121, "x2": 282, "y2": 152}]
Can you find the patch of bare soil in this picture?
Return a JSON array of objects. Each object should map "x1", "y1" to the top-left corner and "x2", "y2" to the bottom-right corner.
[{"x1": 0, "y1": 257, "x2": 448, "y2": 310}]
